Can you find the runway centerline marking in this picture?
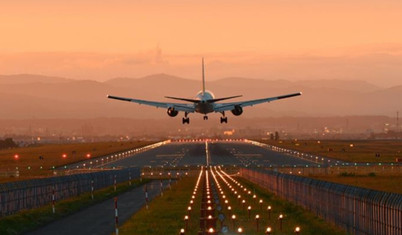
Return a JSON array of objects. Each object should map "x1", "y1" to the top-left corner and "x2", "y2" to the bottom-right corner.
[{"x1": 205, "y1": 141, "x2": 211, "y2": 166}]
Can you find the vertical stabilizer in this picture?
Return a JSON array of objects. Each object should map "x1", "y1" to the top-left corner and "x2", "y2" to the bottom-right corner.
[{"x1": 202, "y1": 57, "x2": 206, "y2": 95}]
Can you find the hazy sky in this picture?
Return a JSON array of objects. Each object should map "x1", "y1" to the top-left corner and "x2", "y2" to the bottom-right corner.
[{"x1": 1, "y1": 1, "x2": 402, "y2": 85}]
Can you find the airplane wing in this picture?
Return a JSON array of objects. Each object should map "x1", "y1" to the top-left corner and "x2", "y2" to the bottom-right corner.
[
  {"x1": 214, "y1": 92, "x2": 302, "y2": 112},
  {"x1": 107, "y1": 95, "x2": 195, "y2": 112}
]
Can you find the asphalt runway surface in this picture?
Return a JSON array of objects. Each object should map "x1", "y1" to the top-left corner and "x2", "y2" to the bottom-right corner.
[
  {"x1": 101, "y1": 141, "x2": 316, "y2": 168},
  {"x1": 28, "y1": 180, "x2": 169, "y2": 235}
]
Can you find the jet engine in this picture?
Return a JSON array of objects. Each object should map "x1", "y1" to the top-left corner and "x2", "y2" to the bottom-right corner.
[
  {"x1": 167, "y1": 107, "x2": 178, "y2": 117},
  {"x1": 231, "y1": 105, "x2": 243, "y2": 116}
]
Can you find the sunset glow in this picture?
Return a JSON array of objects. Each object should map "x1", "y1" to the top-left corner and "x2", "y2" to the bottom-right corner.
[
  {"x1": 1, "y1": 1, "x2": 402, "y2": 83},
  {"x1": 1, "y1": 1, "x2": 402, "y2": 54},
  {"x1": 0, "y1": 1, "x2": 401, "y2": 121}
]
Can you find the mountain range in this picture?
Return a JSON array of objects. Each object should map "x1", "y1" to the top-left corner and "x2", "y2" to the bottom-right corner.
[{"x1": 0, "y1": 74, "x2": 401, "y2": 119}]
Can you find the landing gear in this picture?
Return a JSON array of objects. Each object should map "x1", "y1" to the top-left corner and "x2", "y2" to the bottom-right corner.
[
  {"x1": 203, "y1": 115, "x2": 208, "y2": 120},
  {"x1": 220, "y1": 111, "x2": 228, "y2": 123},
  {"x1": 182, "y1": 117, "x2": 190, "y2": 124},
  {"x1": 182, "y1": 112, "x2": 190, "y2": 124}
]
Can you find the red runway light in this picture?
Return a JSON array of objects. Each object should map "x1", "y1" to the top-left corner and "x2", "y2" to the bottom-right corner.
[{"x1": 14, "y1": 154, "x2": 19, "y2": 160}]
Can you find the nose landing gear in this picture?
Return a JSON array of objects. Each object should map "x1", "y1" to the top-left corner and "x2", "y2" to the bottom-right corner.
[
  {"x1": 182, "y1": 112, "x2": 190, "y2": 124},
  {"x1": 182, "y1": 117, "x2": 190, "y2": 124},
  {"x1": 203, "y1": 115, "x2": 208, "y2": 120},
  {"x1": 220, "y1": 111, "x2": 228, "y2": 123}
]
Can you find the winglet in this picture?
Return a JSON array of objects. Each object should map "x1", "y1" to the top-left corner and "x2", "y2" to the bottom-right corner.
[
  {"x1": 107, "y1": 95, "x2": 132, "y2": 102},
  {"x1": 202, "y1": 57, "x2": 205, "y2": 95},
  {"x1": 276, "y1": 92, "x2": 302, "y2": 100}
]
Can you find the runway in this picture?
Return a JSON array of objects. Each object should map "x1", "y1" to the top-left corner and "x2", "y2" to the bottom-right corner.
[{"x1": 101, "y1": 141, "x2": 317, "y2": 169}]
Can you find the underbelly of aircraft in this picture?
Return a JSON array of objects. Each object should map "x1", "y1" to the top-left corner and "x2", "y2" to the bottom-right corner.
[{"x1": 195, "y1": 103, "x2": 214, "y2": 114}]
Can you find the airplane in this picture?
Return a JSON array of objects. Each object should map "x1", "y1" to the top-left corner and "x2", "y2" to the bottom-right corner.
[{"x1": 107, "y1": 58, "x2": 301, "y2": 124}]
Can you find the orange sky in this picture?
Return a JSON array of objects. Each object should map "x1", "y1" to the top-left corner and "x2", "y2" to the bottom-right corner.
[
  {"x1": 1, "y1": 1, "x2": 402, "y2": 54},
  {"x1": 1, "y1": 1, "x2": 402, "y2": 86}
]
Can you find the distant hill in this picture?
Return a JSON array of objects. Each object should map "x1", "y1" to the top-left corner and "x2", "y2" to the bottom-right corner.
[
  {"x1": 293, "y1": 79, "x2": 381, "y2": 92},
  {"x1": 0, "y1": 74, "x2": 72, "y2": 84},
  {"x1": 0, "y1": 74, "x2": 400, "y2": 119},
  {"x1": 106, "y1": 73, "x2": 193, "y2": 87}
]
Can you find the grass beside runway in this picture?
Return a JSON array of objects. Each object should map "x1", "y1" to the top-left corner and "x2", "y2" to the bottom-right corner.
[
  {"x1": 256, "y1": 139, "x2": 402, "y2": 194},
  {"x1": 0, "y1": 179, "x2": 149, "y2": 235},
  {"x1": 258, "y1": 139, "x2": 402, "y2": 163},
  {"x1": 310, "y1": 174, "x2": 402, "y2": 194},
  {"x1": 0, "y1": 141, "x2": 154, "y2": 182},
  {"x1": 234, "y1": 177, "x2": 347, "y2": 235},
  {"x1": 118, "y1": 176, "x2": 200, "y2": 234}
]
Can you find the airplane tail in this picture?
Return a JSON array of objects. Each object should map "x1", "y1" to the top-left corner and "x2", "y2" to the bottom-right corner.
[
  {"x1": 165, "y1": 58, "x2": 242, "y2": 103},
  {"x1": 202, "y1": 58, "x2": 205, "y2": 95}
]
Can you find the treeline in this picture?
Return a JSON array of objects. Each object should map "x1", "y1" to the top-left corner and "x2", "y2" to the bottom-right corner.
[{"x1": 0, "y1": 138, "x2": 18, "y2": 150}]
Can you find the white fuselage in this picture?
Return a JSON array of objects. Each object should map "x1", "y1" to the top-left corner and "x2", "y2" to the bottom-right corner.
[{"x1": 195, "y1": 90, "x2": 215, "y2": 114}]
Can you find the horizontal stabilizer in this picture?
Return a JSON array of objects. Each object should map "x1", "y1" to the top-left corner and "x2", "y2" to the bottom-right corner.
[
  {"x1": 165, "y1": 96, "x2": 201, "y2": 103},
  {"x1": 207, "y1": 95, "x2": 242, "y2": 103}
]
